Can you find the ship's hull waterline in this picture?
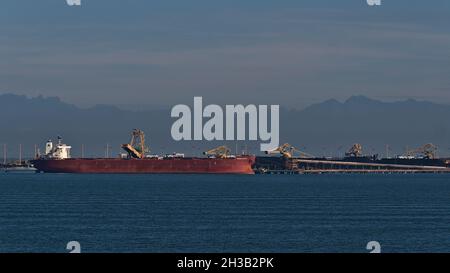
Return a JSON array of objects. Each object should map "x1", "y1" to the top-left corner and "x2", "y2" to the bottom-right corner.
[{"x1": 31, "y1": 156, "x2": 256, "y2": 174}]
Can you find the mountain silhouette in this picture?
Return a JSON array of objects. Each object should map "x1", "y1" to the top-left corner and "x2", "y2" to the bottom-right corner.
[{"x1": 0, "y1": 93, "x2": 449, "y2": 158}]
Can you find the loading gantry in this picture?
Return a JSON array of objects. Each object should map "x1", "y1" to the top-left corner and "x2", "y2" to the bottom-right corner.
[
  {"x1": 122, "y1": 129, "x2": 149, "y2": 159},
  {"x1": 203, "y1": 146, "x2": 232, "y2": 159},
  {"x1": 345, "y1": 143, "x2": 363, "y2": 157},
  {"x1": 265, "y1": 143, "x2": 315, "y2": 159},
  {"x1": 406, "y1": 143, "x2": 437, "y2": 159}
]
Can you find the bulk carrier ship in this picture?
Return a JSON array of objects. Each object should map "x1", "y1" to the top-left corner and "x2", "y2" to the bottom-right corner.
[{"x1": 31, "y1": 129, "x2": 255, "y2": 174}]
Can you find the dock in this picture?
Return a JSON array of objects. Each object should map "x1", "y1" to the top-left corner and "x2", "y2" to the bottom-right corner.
[
  {"x1": 255, "y1": 157, "x2": 450, "y2": 174},
  {"x1": 258, "y1": 169, "x2": 450, "y2": 174}
]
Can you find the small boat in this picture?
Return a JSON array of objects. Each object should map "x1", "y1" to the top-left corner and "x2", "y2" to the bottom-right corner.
[{"x1": 3, "y1": 165, "x2": 37, "y2": 173}]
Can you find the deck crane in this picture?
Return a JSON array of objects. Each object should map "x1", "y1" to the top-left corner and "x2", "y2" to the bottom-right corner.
[
  {"x1": 265, "y1": 143, "x2": 315, "y2": 158},
  {"x1": 121, "y1": 129, "x2": 149, "y2": 159},
  {"x1": 203, "y1": 146, "x2": 232, "y2": 159}
]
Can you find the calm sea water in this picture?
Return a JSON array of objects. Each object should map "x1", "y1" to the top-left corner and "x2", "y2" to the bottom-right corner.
[{"x1": 0, "y1": 173, "x2": 449, "y2": 253}]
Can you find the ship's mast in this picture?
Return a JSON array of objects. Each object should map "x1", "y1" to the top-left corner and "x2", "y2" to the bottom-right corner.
[
  {"x1": 19, "y1": 144, "x2": 22, "y2": 165},
  {"x1": 3, "y1": 144, "x2": 6, "y2": 165},
  {"x1": 105, "y1": 143, "x2": 110, "y2": 158}
]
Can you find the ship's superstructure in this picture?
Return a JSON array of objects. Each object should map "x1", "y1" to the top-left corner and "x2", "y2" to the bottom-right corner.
[{"x1": 44, "y1": 137, "x2": 72, "y2": 160}]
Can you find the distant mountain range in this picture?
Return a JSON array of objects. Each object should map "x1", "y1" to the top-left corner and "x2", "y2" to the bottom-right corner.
[{"x1": 1, "y1": 93, "x2": 449, "y2": 158}]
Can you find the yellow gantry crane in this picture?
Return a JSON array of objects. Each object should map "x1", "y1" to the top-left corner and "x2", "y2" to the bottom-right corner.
[
  {"x1": 203, "y1": 146, "x2": 231, "y2": 159},
  {"x1": 121, "y1": 129, "x2": 149, "y2": 159},
  {"x1": 345, "y1": 143, "x2": 363, "y2": 157},
  {"x1": 265, "y1": 143, "x2": 314, "y2": 158},
  {"x1": 406, "y1": 143, "x2": 437, "y2": 159}
]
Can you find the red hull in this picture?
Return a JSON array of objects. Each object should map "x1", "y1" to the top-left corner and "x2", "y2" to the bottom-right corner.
[{"x1": 31, "y1": 156, "x2": 255, "y2": 174}]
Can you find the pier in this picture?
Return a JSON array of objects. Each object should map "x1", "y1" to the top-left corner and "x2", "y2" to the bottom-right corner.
[
  {"x1": 258, "y1": 169, "x2": 450, "y2": 175},
  {"x1": 255, "y1": 157, "x2": 450, "y2": 175}
]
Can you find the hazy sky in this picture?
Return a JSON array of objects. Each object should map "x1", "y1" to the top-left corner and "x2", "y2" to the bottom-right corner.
[{"x1": 1, "y1": 0, "x2": 450, "y2": 109}]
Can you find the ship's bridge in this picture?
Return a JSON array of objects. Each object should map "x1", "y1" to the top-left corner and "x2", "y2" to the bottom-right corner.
[{"x1": 45, "y1": 137, "x2": 72, "y2": 160}]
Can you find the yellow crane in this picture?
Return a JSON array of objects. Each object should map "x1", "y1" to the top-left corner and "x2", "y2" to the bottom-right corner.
[
  {"x1": 121, "y1": 129, "x2": 149, "y2": 159},
  {"x1": 265, "y1": 143, "x2": 314, "y2": 158},
  {"x1": 203, "y1": 146, "x2": 231, "y2": 159},
  {"x1": 345, "y1": 143, "x2": 363, "y2": 157},
  {"x1": 406, "y1": 143, "x2": 437, "y2": 159}
]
